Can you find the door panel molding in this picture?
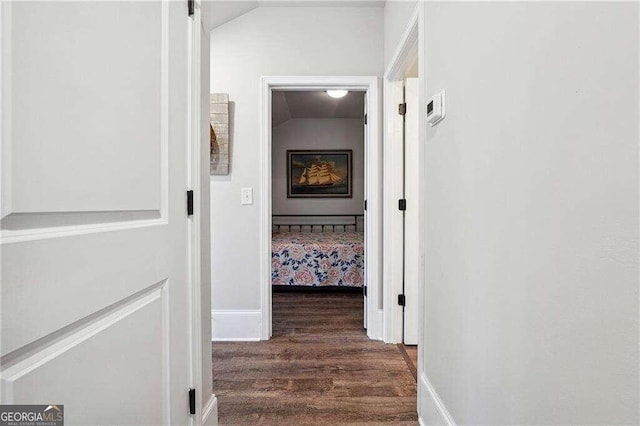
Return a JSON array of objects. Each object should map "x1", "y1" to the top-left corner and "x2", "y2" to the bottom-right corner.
[
  {"x1": 1, "y1": 0, "x2": 170, "y2": 239},
  {"x1": 2, "y1": 283, "x2": 170, "y2": 424}
]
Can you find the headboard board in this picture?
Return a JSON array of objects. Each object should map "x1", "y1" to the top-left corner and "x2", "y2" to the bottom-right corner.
[{"x1": 272, "y1": 214, "x2": 364, "y2": 233}]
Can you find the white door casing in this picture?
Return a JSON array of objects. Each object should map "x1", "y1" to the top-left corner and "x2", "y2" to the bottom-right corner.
[
  {"x1": 259, "y1": 76, "x2": 382, "y2": 341},
  {"x1": 403, "y1": 78, "x2": 420, "y2": 345},
  {"x1": 363, "y1": 91, "x2": 368, "y2": 329},
  {"x1": 382, "y1": 4, "x2": 420, "y2": 345},
  {"x1": 1, "y1": 2, "x2": 198, "y2": 424}
]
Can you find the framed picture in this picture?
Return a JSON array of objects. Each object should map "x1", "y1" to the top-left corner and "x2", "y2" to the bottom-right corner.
[{"x1": 287, "y1": 150, "x2": 353, "y2": 198}]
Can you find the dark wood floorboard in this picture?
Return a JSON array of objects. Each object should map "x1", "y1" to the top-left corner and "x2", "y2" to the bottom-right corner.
[{"x1": 212, "y1": 292, "x2": 418, "y2": 425}]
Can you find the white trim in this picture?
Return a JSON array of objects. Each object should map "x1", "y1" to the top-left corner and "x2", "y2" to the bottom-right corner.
[
  {"x1": 260, "y1": 76, "x2": 382, "y2": 341},
  {"x1": 382, "y1": 3, "x2": 421, "y2": 344},
  {"x1": 418, "y1": 373, "x2": 456, "y2": 426},
  {"x1": 187, "y1": 2, "x2": 204, "y2": 424},
  {"x1": 211, "y1": 310, "x2": 262, "y2": 341},
  {"x1": 202, "y1": 394, "x2": 218, "y2": 426},
  {"x1": 384, "y1": 5, "x2": 420, "y2": 81}
]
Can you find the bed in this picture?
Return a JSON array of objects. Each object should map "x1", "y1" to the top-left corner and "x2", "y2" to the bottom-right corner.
[{"x1": 271, "y1": 215, "x2": 365, "y2": 288}]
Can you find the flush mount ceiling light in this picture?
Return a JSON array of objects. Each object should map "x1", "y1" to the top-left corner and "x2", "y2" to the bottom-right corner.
[{"x1": 326, "y1": 90, "x2": 348, "y2": 99}]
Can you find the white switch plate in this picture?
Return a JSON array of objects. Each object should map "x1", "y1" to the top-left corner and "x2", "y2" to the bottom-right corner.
[{"x1": 241, "y1": 187, "x2": 253, "y2": 205}]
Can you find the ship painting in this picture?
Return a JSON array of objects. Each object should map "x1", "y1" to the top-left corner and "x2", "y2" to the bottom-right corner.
[
  {"x1": 298, "y1": 163, "x2": 343, "y2": 186},
  {"x1": 287, "y1": 150, "x2": 352, "y2": 198}
]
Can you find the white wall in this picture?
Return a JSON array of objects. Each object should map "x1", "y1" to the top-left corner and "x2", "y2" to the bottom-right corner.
[
  {"x1": 420, "y1": 2, "x2": 639, "y2": 424},
  {"x1": 272, "y1": 118, "x2": 364, "y2": 215},
  {"x1": 210, "y1": 7, "x2": 383, "y2": 316},
  {"x1": 383, "y1": 0, "x2": 417, "y2": 70}
]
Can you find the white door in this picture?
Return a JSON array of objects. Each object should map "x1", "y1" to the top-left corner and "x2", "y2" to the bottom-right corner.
[
  {"x1": 1, "y1": 2, "x2": 194, "y2": 425},
  {"x1": 403, "y1": 78, "x2": 419, "y2": 344},
  {"x1": 363, "y1": 91, "x2": 368, "y2": 328}
]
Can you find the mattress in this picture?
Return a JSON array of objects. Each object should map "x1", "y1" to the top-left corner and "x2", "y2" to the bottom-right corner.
[{"x1": 272, "y1": 232, "x2": 365, "y2": 287}]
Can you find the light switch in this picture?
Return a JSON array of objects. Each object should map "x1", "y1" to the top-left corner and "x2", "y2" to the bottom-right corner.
[{"x1": 241, "y1": 187, "x2": 253, "y2": 205}]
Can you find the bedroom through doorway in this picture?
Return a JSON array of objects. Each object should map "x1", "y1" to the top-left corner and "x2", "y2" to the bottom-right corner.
[{"x1": 270, "y1": 89, "x2": 367, "y2": 335}]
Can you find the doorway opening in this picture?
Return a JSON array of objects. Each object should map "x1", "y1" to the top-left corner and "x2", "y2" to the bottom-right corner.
[
  {"x1": 382, "y1": 4, "x2": 421, "y2": 380},
  {"x1": 270, "y1": 89, "x2": 367, "y2": 334},
  {"x1": 260, "y1": 77, "x2": 382, "y2": 341}
]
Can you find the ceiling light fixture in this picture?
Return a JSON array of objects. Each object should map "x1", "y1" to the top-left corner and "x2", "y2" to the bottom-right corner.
[{"x1": 326, "y1": 90, "x2": 348, "y2": 99}]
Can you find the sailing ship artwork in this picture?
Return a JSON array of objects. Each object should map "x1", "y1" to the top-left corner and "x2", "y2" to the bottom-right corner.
[{"x1": 287, "y1": 150, "x2": 352, "y2": 198}]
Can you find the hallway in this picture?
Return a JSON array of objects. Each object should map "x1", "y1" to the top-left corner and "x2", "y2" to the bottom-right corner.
[{"x1": 212, "y1": 292, "x2": 418, "y2": 424}]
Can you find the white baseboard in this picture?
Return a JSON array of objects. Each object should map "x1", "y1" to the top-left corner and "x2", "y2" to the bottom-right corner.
[
  {"x1": 366, "y1": 308, "x2": 384, "y2": 341},
  {"x1": 375, "y1": 308, "x2": 384, "y2": 340},
  {"x1": 202, "y1": 394, "x2": 218, "y2": 426},
  {"x1": 418, "y1": 372, "x2": 456, "y2": 426},
  {"x1": 211, "y1": 310, "x2": 261, "y2": 341}
]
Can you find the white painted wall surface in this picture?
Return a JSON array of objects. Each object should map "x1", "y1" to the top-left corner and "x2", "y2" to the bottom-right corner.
[
  {"x1": 210, "y1": 7, "x2": 383, "y2": 313},
  {"x1": 272, "y1": 118, "x2": 364, "y2": 215},
  {"x1": 421, "y1": 2, "x2": 639, "y2": 424},
  {"x1": 383, "y1": 0, "x2": 417, "y2": 70}
]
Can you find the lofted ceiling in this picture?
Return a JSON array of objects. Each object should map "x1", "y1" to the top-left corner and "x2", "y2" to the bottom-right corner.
[
  {"x1": 202, "y1": 0, "x2": 385, "y2": 31},
  {"x1": 272, "y1": 91, "x2": 365, "y2": 127}
]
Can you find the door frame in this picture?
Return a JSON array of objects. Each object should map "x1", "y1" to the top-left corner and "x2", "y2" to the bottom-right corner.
[
  {"x1": 259, "y1": 76, "x2": 382, "y2": 341},
  {"x1": 187, "y1": 2, "x2": 216, "y2": 424},
  {"x1": 382, "y1": 4, "x2": 421, "y2": 345}
]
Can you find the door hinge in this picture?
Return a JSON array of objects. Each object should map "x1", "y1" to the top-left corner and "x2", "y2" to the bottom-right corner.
[
  {"x1": 398, "y1": 294, "x2": 406, "y2": 307},
  {"x1": 187, "y1": 190, "x2": 194, "y2": 216},
  {"x1": 187, "y1": 0, "x2": 195, "y2": 17},
  {"x1": 398, "y1": 199, "x2": 407, "y2": 211},
  {"x1": 188, "y1": 388, "x2": 196, "y2": 415},
  {"x1": 364, "y1": 200, "x2": 367, "y2": 211},
  {"x1": 363, "y1": 286, "x2": 367, "y2": 297},
  {"x1": 364, "y1": 114, "x2": 368, "y2": 125},
  {"x1": 398, "y1": 103, "x2": 407, "y2": 116}
]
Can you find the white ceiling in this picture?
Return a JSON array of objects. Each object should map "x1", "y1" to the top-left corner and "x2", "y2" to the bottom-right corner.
[
  {"x1": 272, "y1": 90, "x2": 365, "y2": 127},
  {"x1": 201, "y1": 1, "x2": 259, "y2": 31},
  {"x1": 202, "y1": 0, "x2": 385, "y2": 31},
  {"x1": 258, "y1": 1, "x2": 385, "y2": 7}
]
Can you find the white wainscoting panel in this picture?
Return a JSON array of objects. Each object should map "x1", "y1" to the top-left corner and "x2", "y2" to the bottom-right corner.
[{"x1": 211, "y1": 310, "x2": 261, "y2": 341}]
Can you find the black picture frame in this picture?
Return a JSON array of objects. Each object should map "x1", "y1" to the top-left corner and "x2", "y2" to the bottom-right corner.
[{"x1": 287, "y1": 150, "x2": 353, "y2": 198}]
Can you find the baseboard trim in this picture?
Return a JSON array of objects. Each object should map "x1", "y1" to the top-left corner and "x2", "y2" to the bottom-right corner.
[
  {"x1": 366, "y1": 308, "x2": 384, "y2": 341},
  {"x1": 202, "y1": 394, "x2": 218, "y2": 426},
  {"x1": 211, "y1": 310, "x2": 261, "y2": 341},
  {"x1": 418, "y1": 372, "x2": 456, "y2": 425}
]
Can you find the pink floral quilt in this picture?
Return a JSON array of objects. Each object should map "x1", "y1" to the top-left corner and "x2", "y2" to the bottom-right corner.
[{"x1": 272, "y1": 232, "x2": 364, "y2": 287}]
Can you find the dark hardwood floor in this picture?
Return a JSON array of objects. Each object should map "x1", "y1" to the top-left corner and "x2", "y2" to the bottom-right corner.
[{"x1": 212, "y1": 292, "x2": 418, "y2": 424}]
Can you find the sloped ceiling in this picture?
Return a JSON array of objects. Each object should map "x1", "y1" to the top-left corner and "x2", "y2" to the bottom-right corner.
[
  {"x1": 201, "y1": 1, "x2": 259, "y2": 31},
  {"x1": 258, "y1": 1, "x2": 385, "y2": 7},
  {"x1": 202, "y1": 0, "x2": 385, "y2": 31},
  {"x1": 272, "y1": 91, "x2": 365, "y2": 127}
]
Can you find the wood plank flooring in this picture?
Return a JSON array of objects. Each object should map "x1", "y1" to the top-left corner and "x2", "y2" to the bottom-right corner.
[{"x1": 212, "y1": 292, "x2": 418, "y2": 424}]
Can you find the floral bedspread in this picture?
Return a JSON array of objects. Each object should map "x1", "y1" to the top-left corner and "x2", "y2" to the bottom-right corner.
[{"x1": 272, "y1": 232, "x2": 364, "y2": 287}]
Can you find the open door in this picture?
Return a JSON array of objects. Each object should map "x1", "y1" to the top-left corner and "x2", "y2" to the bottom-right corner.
[
  {"x1": 363, "y1": 91, "x2": 369, "y2": 329},
  {"x1": 403, "y1": 78, "x2": 420, "y2": 344},
  {"x1": 1, "y1": 2, "x2": 195, "y2": 424}
]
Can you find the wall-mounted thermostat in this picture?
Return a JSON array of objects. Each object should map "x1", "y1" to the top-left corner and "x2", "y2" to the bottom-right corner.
[{"x1": 426, "y1": 90, "x2": 445, "y2": 126}]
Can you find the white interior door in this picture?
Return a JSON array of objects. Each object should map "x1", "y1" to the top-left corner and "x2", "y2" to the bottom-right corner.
[
  {"x1": 403, "y1": 78, "x2": 419, "y2": 344},
  {"x1": 1, "y1": 2, "x2": 194, "y2": 425},
  {"x1": 363, "y1": 91, "x2": 368, "y2": 328}
]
